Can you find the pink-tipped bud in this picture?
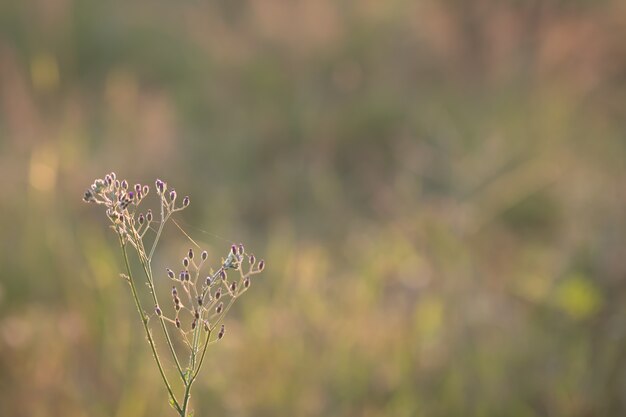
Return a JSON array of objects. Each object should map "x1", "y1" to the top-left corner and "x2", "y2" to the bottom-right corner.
[
  {"x1": 201, "y1": 251, "x2": 208, "y2": 261},
  {"x1": 238, "y1": 244, "x2": 245, "y2": 256},
  {"x1": 216, "y1": 302, "x2": 223, "y2": 314},
  {"x1": 175, "y1": 318, "x2": 181, "y2": 328},
  {"x1": 155, "y1": 305, "x2": 162, "y2": 316},
  {"x1": 121, "y1": 180, "x2": 128, "y2": 190},
  {"x1": 169, "y1": 190, "x2": 176, "y2": 202},
  {"x1": 249, "y1": 254, "x2": 256, "y2": 265},
  {"x1": 188, "y1": 248, "x2": 194, "y2": 259},
  {"x1": 183, "y1": 257, "x2": 189, "y2": 268},
  {"x1": 146, "y1": 209, "x2": 153, "y2": 222},
  {"x1": 257, "y1": 260, "x2": 265, "y2": 272},
  {"x1": 218, "y1": 324, "x2": 225, "y2": 339},
  {"x1": 182, "y1": 196, "x2": 190, "y2": 207},
  {"x1": 231, "y1": 244, "x2": 237, "y2": 256}
]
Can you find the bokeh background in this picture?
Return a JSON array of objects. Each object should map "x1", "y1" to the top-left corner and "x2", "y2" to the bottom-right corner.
[{"x1": 1, "y1": 1, "x2": 626, "y2": 416}]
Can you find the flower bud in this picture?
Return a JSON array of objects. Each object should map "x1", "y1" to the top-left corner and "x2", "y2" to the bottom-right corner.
[
  {"x1": 185, "y1": 271, "x2": 190, "y2": 281},
  {"x1": 215, "y1": 288, "x2": 221, "y2": 300},
  {"x1": 121, "y1": 180, "x2": 128, "y2": 190},
  {"x1": 135, "y1": 184, "x2": 141, "y2": 194},
  {"x1": 201, "y1": 251, "x2": 208, "y2": 261},
  {"x1": 172, "y1": 286, "x2": 178, "y2": 297},
  {"x1": 216, "y1": 302, "x2": 223, "y2": 314},
  {"x1": 238, "y1": 244, "x2": 244, "y2": 256},
  {"x1": 188, "y1": 248, "x2": 194, "y2": 259},
  {"x1": 138, "y1": 213, "x2": 145, "y2": 225},
  {"x1": 155, "y1": 305, "x2": 162, "y2": 316},
  {"x1": 146, "y1": 209, "x2": 153, "y2": 222},
  {"x1": 257, "y1": 260, "x2": 265, "y2": 272},
  {"x1": 248, "y1": 254, "x2": 256, "y2": 265},
  {"x1": 231, "y1": 244, "x2": 237, "y2": 256},
  {"x1": 142, "y1": 185, "x2": 149, "y2": 196},
  {"x1": 218, "y1": 324, "x2": 225, "y2": 339},
  {"x1": 175, "y1": 318, "x2": 181, "y2": 328},
  {"x1": 110, "y1": 172, "x2": 116, "y2": 181},
  {"x1": 105, "y1": 174, "x2": 111, "y2": 185},
  {"x1": 183, "y1": 257, "x2": 189, "y2": 268},
  {"x1": 191, "y1": 319, "x2": 197, "y2": 330},
  {"x1": 182, "y1": 196, "x2": 190, "y2": 207},
  {"x1": 205, "y1": 276, "x2": 212, "y2": 286},
  {"x1": 197, "y1": 295, "x2": 203, "y2": 306},
  {"x1": 167, "y1": 268, "x2": 175, "y2": 279},
  {"x1": 244, "y1": 277, "x2": 250, "y2": 288},
  {"x1": 169, "y1": 190, "x2": 176, "y2": 202},
  {"x1": 179, "y1": 271, "x2": 185, "y2": 281},
  {"x1": 220, "y1": 270, "x2": 226, "y2": 281},
  {"x1": 230, "y1": 281, "x2": 237, "y2": 293}
]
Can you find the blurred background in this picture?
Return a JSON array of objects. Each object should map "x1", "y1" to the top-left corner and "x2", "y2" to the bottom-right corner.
[{"x1": 1, "y1": 0, "x2": 626, "y2": 416}]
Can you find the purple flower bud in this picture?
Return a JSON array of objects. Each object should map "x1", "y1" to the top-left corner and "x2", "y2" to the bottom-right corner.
[
  {"x1": 183, "y1": 257, "x2": 189, "y2": 268},
  {"x1": 138, "y1": 213, "x2": 145, "y2": 225},
  {"x1": 257, "y1": 260, "x2": 265, "y2": 272},
  {"x1": 121, "y1": 180, "x2": 128, "y2": 190},
  {"x1": 146, "y1": 210, "x2": 153, "y2": 222},
  {"x1": 179, "y1": 271, "x2": 185, "y2": 281},
  {"x1": 182, "y1": 196, "x2": 190, "y2": 207},
  {"x1": 230, "y1": 281, "x2": 237, "y2": 293},
  {"x1": 238, "y1": 244, "x2": 245, "y2": 256},
  {"x1": 188, "y1": 248, "x2": 194, "y2": 259},
  {"x1": 244, "y1": 277, "x2": 250, "y2": 288},
  {"x1": 169, "y1": 190, "x2": 176, "y2": 202},
  {"x1": 201, "y1": 251, "x2": 208, "y2": 261},
  {"x1": 197, "y1": 296, "x2": 203, "y2": 306},
  {"x1": 218, "y1": 324, "x2": 225, "y2": 339},
  {"x1": 114, "y1": 179, "x2": 120, "y2": 188},
  {"x1": 216, "y1": 302, "x2": 223, "y2": 314},
  {"x1": 127, "y1": 191, "x2": 135, "y2": 200},
  {"x1": 172, "y1": 286, "x2": 178, "y2": 297},
  {"x1": 220, "y1": 270, "x2": 226, "y2": 281},
  {"x1": 215, "y1": 288, "x2": 221, "y2": 300},
  {"x1": 205, "y1": 276, "x2": 212, "y2": 286},
  {"x1": 167, "y1": 268, "x2": 175, "y2": 279},
  {"x1": 155, "y1": 305, "x2": 162, "y2": 316},
  {"x1": 155, "y1": 179, "x2": 164, "y2": 194},
  {"x1": 174, "y1": 296, "x2": 180, "y2": 306},
  {"x1": 135, "y1": 184, "x2": 141, "y2": 193},
  {"x1": 248, "y1": 254, "x2": 256, "y2": 265},
  {"x1": 231, "y1": 244, "x2": 237, "y2": 256},
  {"x1": 184, "y1": 271, "x2": 190, "y2": 281}
]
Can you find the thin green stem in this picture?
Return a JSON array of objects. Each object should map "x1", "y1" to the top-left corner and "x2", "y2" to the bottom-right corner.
[{"x1": 119, "y1": 235, "x2": 182, "y2": 415}]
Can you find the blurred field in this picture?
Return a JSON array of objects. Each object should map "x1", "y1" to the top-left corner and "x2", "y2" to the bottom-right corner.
[{"x1": 1, "y1": 0, "x2": 626, "y2": 416}]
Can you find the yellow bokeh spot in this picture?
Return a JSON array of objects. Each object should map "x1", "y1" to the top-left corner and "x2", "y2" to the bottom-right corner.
[
  {"x1": 29, "y1": 146, "x2": 58, "y2": 192},
  {"x1": 554, "y1": 274, "x2": 602, "y2": 320},
  {"x1": 30, "y1": 53, "x2": 60, "y2": 92}
]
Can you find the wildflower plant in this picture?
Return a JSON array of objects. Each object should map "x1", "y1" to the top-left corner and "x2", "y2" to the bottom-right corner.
[{"x1": 83, "y1": 172, "x2": 264, "y2": 416}]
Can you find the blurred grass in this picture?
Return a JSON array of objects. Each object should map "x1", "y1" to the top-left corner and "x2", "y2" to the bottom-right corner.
[{"x1": 1, "y1": 0, "x2": 626, "y2": 416}]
